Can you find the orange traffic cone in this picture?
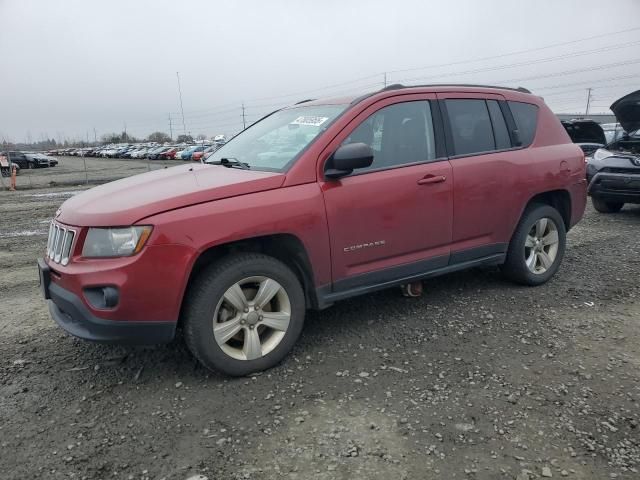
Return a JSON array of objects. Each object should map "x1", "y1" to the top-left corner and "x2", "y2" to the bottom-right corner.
[{"x1": 9, "y1": 165, "x2": 17, "y2": 191}]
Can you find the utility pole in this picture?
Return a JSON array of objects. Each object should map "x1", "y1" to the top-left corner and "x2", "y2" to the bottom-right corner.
[
  {"x1": 585, "y1": 88, "x2": 592, "y2": 116},
  {"x1": 93, "y1": 128, "x2": 97, "y2": 143},
  {"x1": 176, "y1": 72, "x2": 187, "y2": 137},
  {"x1": 168, "y1": 115, "x2": 173, "y2": 140},
  {"x1": 123, "y1": 121, "x2": 127, "y2": 140},
  {"x1": 241, "y1": 103, "x2": 246, "y2": 130},
  {"x1": 383, "y1": 72, "x2": 387, "y2": 87}
]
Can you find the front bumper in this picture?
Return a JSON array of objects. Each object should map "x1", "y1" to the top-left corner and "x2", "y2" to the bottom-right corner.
[
  {"x1": 588, "y1": 171, "x2": 640, "y2": 203},
  {"x1": 39, "y1": 258, "x2": 176, "y2": 344}
]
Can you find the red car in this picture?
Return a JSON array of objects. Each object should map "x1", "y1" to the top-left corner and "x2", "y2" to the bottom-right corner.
[
  {"x1": 39, "y1": 84, "x2": 586, "y2": 375},
  {"x1": 158, "y1": 147, "x2": 180, "y2": 160},
  {"x1": 191, "y1": 145, "x2": 219, "y2": 162}
]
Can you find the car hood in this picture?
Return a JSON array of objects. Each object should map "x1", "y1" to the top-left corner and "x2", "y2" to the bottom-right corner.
[
  {"x1": 57, "y1": 163, "x2": 286, "y2": 226},
  {"x1": 561, "y1": 120, "x2": 606, "y2": 145},
  {"x1": 610, "y1": 89, "x2": 640, "y2": 133}
]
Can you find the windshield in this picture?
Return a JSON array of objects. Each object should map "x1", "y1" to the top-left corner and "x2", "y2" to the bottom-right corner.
[{"x1": 205, "y1": 104, "x2": 347, "y2": 171}]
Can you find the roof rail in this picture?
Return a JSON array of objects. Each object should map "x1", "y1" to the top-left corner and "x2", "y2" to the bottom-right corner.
[
  {"x1": 388, "y1": 83, "x2": 531, "y2": 94},
  {"x1": 350, "y1": 83, "x2": 532, "y2": 106}
]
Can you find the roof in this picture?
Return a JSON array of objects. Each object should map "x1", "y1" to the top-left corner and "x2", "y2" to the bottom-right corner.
[{"x1": 294, "y1": 83, "x2": 534, "y2": 108}]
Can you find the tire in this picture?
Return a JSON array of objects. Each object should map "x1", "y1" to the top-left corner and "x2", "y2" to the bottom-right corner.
[
  {"x1": 591, "y1": 196, "x2": 623, "y2": 213},
  {"x1": 502, "y1": 203, "x2": 567, "y2": 286},
  {"x1": 183, "y1": 253, "x2": 305, "y2": 376}
]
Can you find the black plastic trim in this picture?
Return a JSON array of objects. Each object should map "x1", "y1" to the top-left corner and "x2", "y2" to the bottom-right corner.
[
  {"x1": 45, "y1": 279, "x2": 176, "y2": 344},
  {"x1": 588, "y1": 171, "x2": 640, "y2": 202},
  {"x1": 449, "y1": 243, "x2": 508, "y2": 264},
  {"x1": 316, "y1": 250, "x2": 506, "y2": 307},
  {"x1": 333, "y1": 254, "x2": 450, "y2": 292}
]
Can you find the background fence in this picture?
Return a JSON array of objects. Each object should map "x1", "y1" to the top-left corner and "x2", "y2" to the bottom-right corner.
[{"x1": 0, "y1": 155, "x2": 183, "y2": 191}]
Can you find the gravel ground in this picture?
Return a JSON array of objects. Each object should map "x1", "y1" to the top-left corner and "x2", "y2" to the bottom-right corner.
[{"x1": 0, "y1": 162, "x2": 639, "y2": 479}]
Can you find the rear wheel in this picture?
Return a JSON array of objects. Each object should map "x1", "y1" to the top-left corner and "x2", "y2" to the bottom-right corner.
[
  {"x1": 502, "y1": 204, "x2": 566, "y2": 286},
  {"x1": 183, "y1": 253, "x2": 305, "y2": 376},
  {"x1": 591, "y1": 196, "x2": 623, "y2": 213}
]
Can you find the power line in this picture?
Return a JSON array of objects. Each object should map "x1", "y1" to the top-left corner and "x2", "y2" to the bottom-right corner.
[
  {"x1": 532, "y1": 74, "x2": 640, "y2": 92},
  {"x1": 169, "y1": 26, "x2": 640, "y2": 116},
  {"x1": 386, "y1": 26, "x2": 640, "y2": 76},
  {"x1": 486, "y1": 58, "x2": 640, "y2": 86},
  {"x1": 393, "y1": 41, "x2": 640, "y2": 85}
]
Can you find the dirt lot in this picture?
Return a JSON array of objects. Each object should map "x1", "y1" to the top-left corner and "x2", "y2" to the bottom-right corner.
[
  {"x1": 0, "y1": 155, "x2": 182, "y2": 190},
  {"x1": 1, "y1": 158, "x2": 639, "y2": 480}
]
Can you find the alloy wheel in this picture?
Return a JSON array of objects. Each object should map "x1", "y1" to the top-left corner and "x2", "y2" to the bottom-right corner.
[
  {"x1": 524, "y1": 217, "x2": 559, "y2": 274},
  {"x1": 212, "y1": 276, "x2": 291, "y2": 361}
]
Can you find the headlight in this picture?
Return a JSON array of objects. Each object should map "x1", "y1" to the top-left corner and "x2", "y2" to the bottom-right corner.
[
  {"x1": 82, "y1": 226, "x2": 153, "y2": 258},
  {"x1": 593, "y1": 148, "x2": 614, "y2": 161}
]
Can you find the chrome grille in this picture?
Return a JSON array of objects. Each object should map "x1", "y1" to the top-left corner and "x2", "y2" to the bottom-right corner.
[{"x1": 46, "y1": 222, "x2": 75, "y2": 266}]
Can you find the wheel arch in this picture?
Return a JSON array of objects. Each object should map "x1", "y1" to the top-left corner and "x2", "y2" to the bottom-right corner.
[
  {"x1": 179, "y1": 233, "x2": 319, "y2": 325},
  {"x1": 522, "y1": 189, "x2": 572, "y2": 231}
]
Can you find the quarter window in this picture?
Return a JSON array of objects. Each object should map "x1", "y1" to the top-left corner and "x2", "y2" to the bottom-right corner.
[
  {"x1": 343, "y1": 101, "x2": 437, "y2": 172},
  {"x1": 508, "y1": 101, "x2": 538, "y2": 147}
]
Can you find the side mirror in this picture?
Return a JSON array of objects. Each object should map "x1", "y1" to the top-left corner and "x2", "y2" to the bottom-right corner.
[{"x1": 325, "y1": 143, "x2": 374, "y2": 179}]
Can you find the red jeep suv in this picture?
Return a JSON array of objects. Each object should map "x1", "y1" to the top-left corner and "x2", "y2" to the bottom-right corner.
[{"x1": 38, "y1": 84, "x2": 587, "y2": 375}]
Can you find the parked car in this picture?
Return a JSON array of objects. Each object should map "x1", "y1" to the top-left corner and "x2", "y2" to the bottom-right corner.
[
  {"x1": 147, "y1": 146, "x2": 171, "y2": 160},
  {"x1": 158, "y1": 147, "x2": 180, "y2": 160},
  {"x1": 0, "y1": 153, "x2": 21, "y2": 177},
  {"x1": 131, "y1": 148, "x2": 150, "y2": 159},
  {"x1": 39, "y1": 84, "x2": 586, "y2": 376},
  {"x1": 181, "y1": 145, "x2": 205, "y2": 161},
  {"x1": 561, "y1": 119, "x2": 606, "y2": 157},
  {"x1": 586, "y1": 89, "x2": 640, "y2": 213},
  {"x1": 193, "y1": 145, "x2": 219, "y2": 162},
  {"x1": 25, "y1": 153, "x2": 54, "y2": 168},
  {"x1": 3, "y1": 151, "x2": 30, "y2": 169},
  {"x1": 173, "y1": 148, "x2": 188, "y2": 160}
]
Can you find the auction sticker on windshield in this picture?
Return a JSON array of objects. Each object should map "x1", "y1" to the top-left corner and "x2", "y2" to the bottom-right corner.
[{"x1": 290, "y1": 116, "x2": 329, "y2": 127}]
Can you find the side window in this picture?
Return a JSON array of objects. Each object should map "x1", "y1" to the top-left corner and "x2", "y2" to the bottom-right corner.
[
  {"x1": 487, "y1": 100, "x2": 511, "y2": 150},
  {"x1": 508, "y1": 101, "x2": 538, "y2": 147},
  {"x1": 343, "y1": 101, "x2": 436, "y2": 171},
  {"x1": 445, "y1": 99, "x2": 495, "y2": 156}
]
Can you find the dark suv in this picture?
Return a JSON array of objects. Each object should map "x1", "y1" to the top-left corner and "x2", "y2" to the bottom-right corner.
[
  {"x1": 3, "y1": 151, "x2": 29, "y2": 169},
  {"x1": 39, "y1": 84, "x2": 587, "y2": 375},
  {"x1": 586, "y1": 90, "x2": 640, "y2": 213}
]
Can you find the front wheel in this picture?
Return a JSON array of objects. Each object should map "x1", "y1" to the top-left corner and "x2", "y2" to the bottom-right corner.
[
  {"x1": 502, "y1": 204, "x2": 566, "y2": 286},
  {"x1": 183, "y1": 253, "x2": 305, "y2": 376},
  {"x1": 592, "y1": 196, "x2": 623, "y2": 213}
]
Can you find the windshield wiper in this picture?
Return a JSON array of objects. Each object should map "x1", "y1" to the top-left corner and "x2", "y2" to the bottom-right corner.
[{"x1": 209, "y1": 157, "x2": 251, "y2": 169}]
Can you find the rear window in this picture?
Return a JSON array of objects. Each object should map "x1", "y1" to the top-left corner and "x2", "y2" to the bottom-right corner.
[
  {"x1": 445, "y1": 99, "x2": 495, "y2": 156},
  {"x1": 508, "y1": 101, "x2": 538, "y2": 147}
]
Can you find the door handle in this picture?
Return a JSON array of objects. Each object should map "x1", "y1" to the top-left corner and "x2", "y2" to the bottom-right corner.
[{"x1": 417, "y1": 175, "x2": 446, "y2": 185}]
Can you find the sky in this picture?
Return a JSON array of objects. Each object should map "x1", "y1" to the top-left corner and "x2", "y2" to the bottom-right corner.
[{"x1": 1, "y1": 0, "x2": 639, "y2": 143}]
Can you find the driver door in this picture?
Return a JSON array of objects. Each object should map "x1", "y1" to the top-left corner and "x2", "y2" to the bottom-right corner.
[{"x1": 319, "y1": 95, "x2": 453, "y2": 293}]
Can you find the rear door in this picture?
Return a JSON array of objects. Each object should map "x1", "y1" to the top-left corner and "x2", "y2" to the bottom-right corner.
[
  {"x1": 438, "y1": 93, "x2": 525, "y2": 262},
  {"x1": 319, "y1": 94, "x2": 453, "y2": 292}
]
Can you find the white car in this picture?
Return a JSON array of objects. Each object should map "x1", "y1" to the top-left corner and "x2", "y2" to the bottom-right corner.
[{"x1": 131, "y1": 148, "x2": 149, "y2": 159}]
